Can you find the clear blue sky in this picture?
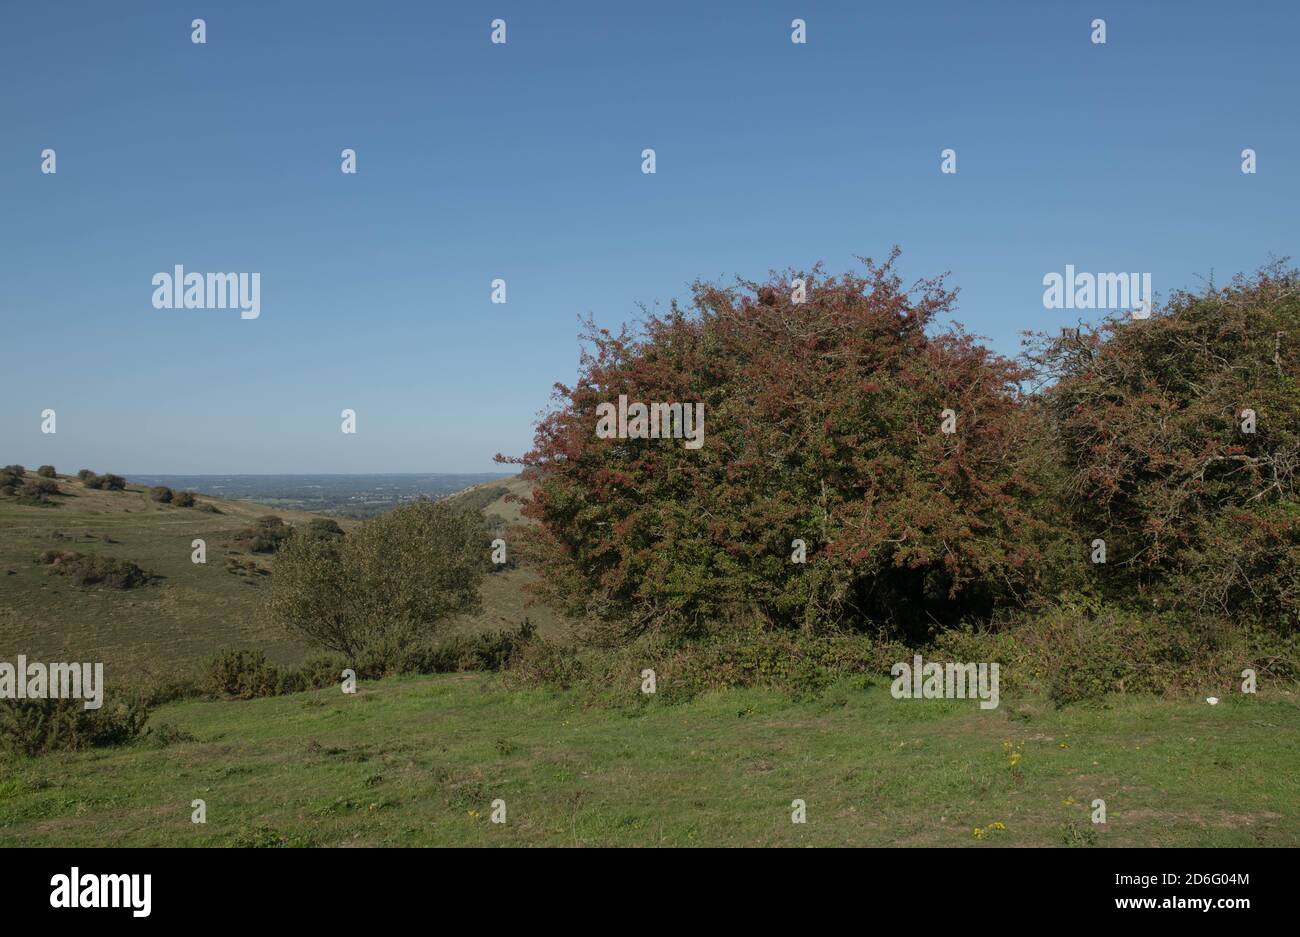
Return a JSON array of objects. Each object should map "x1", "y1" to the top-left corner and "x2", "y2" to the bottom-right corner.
[{"x1": 2, "y1": 1, "x2": 1296, "y2": 473}]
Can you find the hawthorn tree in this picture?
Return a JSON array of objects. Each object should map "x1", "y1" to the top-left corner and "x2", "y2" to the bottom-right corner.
[
  {"x1": 1028, "y1": 262, "x2": 1300, "y2": 628},
  {"x1": 505, "y1": 251, "x2": 1063, "y2": 644}
]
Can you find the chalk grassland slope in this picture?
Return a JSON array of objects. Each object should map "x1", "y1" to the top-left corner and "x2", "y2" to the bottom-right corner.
[
  {"x1": 0, "y1": 672, "x2": 1295, "y2": 846},
  {"x1": 440, "y1": 475, "x2": 571, "y2": 640},
  {"x1": 0, "y1": 474, "x2": 563, "y2": 678},
  {"x1": 0, "y1": 476, "x2": 348, "y2": 675}
]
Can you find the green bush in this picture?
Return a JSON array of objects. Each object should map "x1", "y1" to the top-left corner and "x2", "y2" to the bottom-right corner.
[
  {"x1": 0, "y1": 468, "x2": 23, "y2": 495},
  {"x1": 303, "y1": 518, "x2": 345, "y2": 541},
  {"x1": 148, "y1": 485, "x2": 174, "y2": 503},
  {"x1": 506, "y1": 628, "x2": 905, "y2": 704},
  {"x1": 1031, "y1": 264, "x2": 1300, "y2": 630},
  {"x1": 15, "y1": 478, "x2": 59, "y2": 506},
  {"x1": 235, "y1": 516, "x2": 293, "y2": 553},
  {"x1": 173, "y1": 490, "x2": 197, "y2": 508},
  {"x1": 295, "y1": 654, "x2": 352, "y2": 690},
  {"x1": 199, "y1": 649, "x2": 285, "y2": 700},
  {"x1": 37, "y1": 550, "x2": 150, "y2": 589},
  {"x1": 0, "y1": 696, "x2": 149, "y2": 757},
  {"x1": 83, "y1": 472, "x2": 125, "y2": 491},
  {"x1": 504, "y1": 639, "x2": 586, "y2": 691},
  {"x1": 76, "y1": 469, "x2": 94, "y2": 481},
  {"x1": 35, "y1": 465, "x2": 56, "y2": 478},
  {"x1": 269, "y1": 500, "x2": 486, "y2": 665}
]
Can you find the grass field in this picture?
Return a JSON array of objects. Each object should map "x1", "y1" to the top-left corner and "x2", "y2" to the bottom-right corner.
[
  {"x1": 0, "y1": 473, "x2": 566, "y2": 678},
  {"x1": 4, "y1": 472, "x2": 1297, "y2": 848},
  {"x1": 1, "y1": 674, "x2": 1296, "y2": 846}
]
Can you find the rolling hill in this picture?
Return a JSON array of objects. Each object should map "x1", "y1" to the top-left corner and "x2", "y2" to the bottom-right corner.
[{"x1": 0, "y1": 470, "x2": 561, "y2": 679}]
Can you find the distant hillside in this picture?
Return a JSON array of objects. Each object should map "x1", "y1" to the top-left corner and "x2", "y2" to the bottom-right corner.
[
  {"x1": 0, "y1": 470, "x2": 565, "y2": 679},
  {"x1": 439, "y1": 475, "x2": 572, "y2": 641},
  {"x1": 123, "y1": 473, "x2": 515, "y2": 518},
  {"x1": 0, "y1": 471, "x2": 356, "y2": 677},
  {"x1": 441, "y1": 474, "x2": 533, "y2": 525}
]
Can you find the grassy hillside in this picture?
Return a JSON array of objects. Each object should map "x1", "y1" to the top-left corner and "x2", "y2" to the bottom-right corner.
[
  {"x1": 0, "y1": 471, "x2": 565, "y2": 678},
  {"x1": 1, "y1": 673, "x2": 1295, "y2": 847},
  {"x1": 440, "y1": 475, "x2": 572, "y2": 641},
  {"x1": 0, "y1": 474, "x2": 341, "y2": 675}
]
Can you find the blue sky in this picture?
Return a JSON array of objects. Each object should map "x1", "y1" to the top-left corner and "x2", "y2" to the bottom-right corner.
[{"x1": 2, "y1": 1, "x2": 1296, "y2": 473}]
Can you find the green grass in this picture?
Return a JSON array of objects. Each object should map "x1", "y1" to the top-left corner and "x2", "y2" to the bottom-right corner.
[{"x1": 2, "y1": 674, "x2": 1296, "y2": 846}]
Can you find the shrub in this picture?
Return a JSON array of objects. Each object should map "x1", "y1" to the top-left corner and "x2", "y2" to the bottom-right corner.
[
  {"x1": 3, "y1": 464, "x2": 25, "y2": 476},
  {"x1": 295, "y1": 654, "x2": 352, "y2": 690},
  {"x1": 36, "y1": 465, "x2": 56, "y2": 478},
  {"x1": 0, "y1": 696, "x2": 149, "y2": 757},
  {"x1": 507, "y1": 252, "x2": 1062, "y2": 644},
  {"x1": 0, "y1": 467, "x2": 23, "y2": 495},
  {"x1": 83, "y1": 472, "x2": 125, "y2": 491},
  {"x1": 76, "y1": 469, "x2": 94, "y2": 480},
  {"x1": 199, "y1": 649, "x2": 284, "y2": 700},
  {"x1": 234, "y1": 516, "x2": 294, "y2": 553},
  {"x1": 37, "y1": 550, "x2": 150, "y2": 589},
  {"x1": 268, "y1": 500, "x2": 486, "y2": 664},
  {"x1": 1030, "y1": 263, "x2": 1300, "y2": 631},
  {"x1": 14, "y1": 478, "x2": 59, "y2": 506},
  {"x1": 173, "y1": 490, "x2": 197, "y2": 508},
  {"x1": 148, "y1": 485, "x2": 174, "y2": 503},
  {"x1": 303, "y1": 518, "x2": 345, "y2": 542},
  {"x1": 504, "y1": 639, "x2": 586, "y2": 691},
  {"x1": 370, "y1": 620, "x2": 537, "y2": 677},
  {"x1": 505, "y1": 627, "x2": 905, "y2": 704}
]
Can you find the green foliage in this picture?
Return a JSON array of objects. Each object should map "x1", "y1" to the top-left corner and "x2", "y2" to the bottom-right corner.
[
  {"x1": 513, "y1": 252, "x2": 1063, "y2": 644},
  {"x1": 0, "y1": 467, "x2": 24, "y2": 495},
  {"x1": 172, "y1": 490, "x2": 197, "y2": 508},
  {"x1": 148, "y1": 485, "x2": 174, "y2": 503},
  {"x1": 82, "y1": 472, "x2": 125, "y2": 491},
  {"x1": 1031, "y1": 263, "x2": 1300, "y2": 630},
  {"x1": 507, "y1": 628, "x2": 906, "y2": 704},
  {"x1": 14, "y1": 478, "x2": 59, "y2": 506},
  {"x1": 0, "y1": 696, "x2": 149, "y2": 757},
  {"x1": 199, "y1": 649, "x2": 286, "y2": 700},
  {"x1": 303, "y1": 518, "x2": 345, "y2": 542},
  {"x1": 268, "y1": 500, "x2": 486, "y2": 665},
  {"x1": 35, "y1": 465, "x2": 56, "y2": 479},
  {"x1": 36, "y1": 550, "x2": 150, "y2": 589},
  {"x1": 234, "y1": 515, "x2": 294, "y2": 553}
]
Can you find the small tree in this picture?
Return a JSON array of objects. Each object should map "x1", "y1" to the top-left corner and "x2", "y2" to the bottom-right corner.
[
  {"x1": 268, "y1": 500, "x2": 485, "y2": 663},
  {"x1": 36, "y1": 465, "x2": 56, "y2": 478}
]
